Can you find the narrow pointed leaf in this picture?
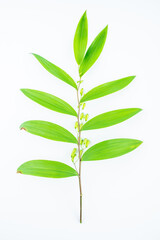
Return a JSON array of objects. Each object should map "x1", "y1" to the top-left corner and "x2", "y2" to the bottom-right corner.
[
  {"x1": 81, "y1": 138, "x2": 142, "y2": 161},
  {"x1": 80, "y1": 76, "x2": 135, "y2": 103},
  {"x1": 21, "y1": 89, "x2": 77, "y2": 117},
  {"x1": 32, "y1": 53, "x2": 77, "y2": 89},
  {"x1": 74, "y1": 11, "x2": 88, "y2": 65},
  {"x1": 20, "y1": 120, "x2": 77, "y2": 144},
  {"x1": 17, "y1": 160, "x2": 78, "y2": 178},
  {"x1": 81, "y1": 108, "x2": 142, "y2": 131},
  {"x1": 79, "y1": 25, "x2": 108, "y2": 77}
]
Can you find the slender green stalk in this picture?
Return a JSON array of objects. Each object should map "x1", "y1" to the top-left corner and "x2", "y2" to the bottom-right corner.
[{"x1": 77, "y1": 80, "x2": 82, "y2": 223}]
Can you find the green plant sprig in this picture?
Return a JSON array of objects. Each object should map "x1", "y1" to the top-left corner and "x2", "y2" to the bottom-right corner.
[{"x1": 17, "y1": 10, "x2": 142, "y2": 223}]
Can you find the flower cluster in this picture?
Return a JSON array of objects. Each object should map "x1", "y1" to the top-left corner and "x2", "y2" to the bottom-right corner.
[{"x1": 71, "y1": 87, "x2": 90, "y2": 165}]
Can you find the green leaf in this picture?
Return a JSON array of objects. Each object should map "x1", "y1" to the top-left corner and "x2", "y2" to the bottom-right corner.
[
  {"x1": 32, "y1": 53, "x2": 77, "y2": 89},
  {"x1": 20, "y1": 120, "x2": 77, "y2": 144},
  {"x1": 81, "y1": 108, "x2": 142, "y2": 131},
  {"x1": 74, "y1": 11, "x2": 88, "y2": 65},
  {"x1": 81, "y1": 138, "x2": 142, "y2": 161},
  {"x1": 80, "y1": 76, "x2": 135, "y2": 103},
  {"x1": 17, "y1": 160, "x2": 78, "y2": 178},
  {"x1": 21, "y1": 89, "x2": 77, "y2": 117},
  {"x1": 79, "y1": 25, "x2": 108, "y2": 77}
]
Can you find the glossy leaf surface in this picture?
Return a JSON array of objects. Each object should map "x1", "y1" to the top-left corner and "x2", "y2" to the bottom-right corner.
[
  {"x1": 17, "y1": 160, "x2": 78, "y2": 178},
  {"x1": 32, "y1": 53, "x2": 77, "y2": 89},
  {"x1": 20, "y1": 120, "x2": 77, "y2": 144},
  {"x1": 82, "y1": 138, "x2": 142, "y2": 161},
  {"x1": 80, "y1": 76, "x2": 135, "y2": 103},
  {"x1": 21, "y1": 89, "x2": 77, "y2": 116},
  {"x1": 74, "y1": 11, "x2": 88, "y2": 65},
  {"x1": 79, "y1": 25, "x2": 108, "y2": 77},
  {"x1": 81, "y1": 108, "x2": 142, "y2": 130}
]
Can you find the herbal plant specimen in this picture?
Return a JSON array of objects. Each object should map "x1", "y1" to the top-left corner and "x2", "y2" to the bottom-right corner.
[{"x1": 17, "y1": 11, "x2": 142, "y2": 223}]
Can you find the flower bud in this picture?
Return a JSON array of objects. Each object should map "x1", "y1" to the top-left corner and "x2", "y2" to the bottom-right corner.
[
  {"x1": 80, "y1": 150, "x2": 83, "y2": 156},
  {"x1": 71, "y1": 148, "x2": 77, "y2": 162},
  {"x1": 85, "y1": 114, "x2": 89, "y2": 121},
  {"x1": 86, "y1": 139, "x2": 90, "y2": 147},
  {"x1": 80, "y1": 139, "x2": 83, "y2": 145},
  {"x1": 82, "y1": 103, "x2": 86, "y2": 109},
  {"x1": 80, "y1": 113, "x2": 84, "y2": 120},
  {"x1": 75, "y1": 121, "x2": 78, "y2": 129},
  {"x1": 80, "y1": 123, "x2": 83, "y2": 129},
  {"x1": 84, "y1": 138, "x2": 90, "y2": 148},
  {"x1": 71, "y1": 148, "x2": 77, "y2": 157},
  {"x1": 80, "y1": 88, "x2": 84, "y2": 96}
]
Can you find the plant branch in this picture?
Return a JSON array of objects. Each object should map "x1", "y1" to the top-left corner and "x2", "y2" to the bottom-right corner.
[{"x1": 77, "y1": 79, "x2": 82, "y2": 223}]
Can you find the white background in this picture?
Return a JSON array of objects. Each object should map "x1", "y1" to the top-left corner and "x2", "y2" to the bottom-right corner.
[{"x1": 0, "y1": 0, "x2": 160, "y2": 239}]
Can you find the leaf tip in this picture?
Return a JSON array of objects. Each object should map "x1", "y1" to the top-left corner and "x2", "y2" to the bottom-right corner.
[
  {"x1": 31, "y1": 53, "x2": 38, "y2": 59},
  {"x1": 80, "y1": 10, "x2": 87, "y2": 21},
  {"x1": 84, "y1": 10, "x2": 88, "y2": 18},
  {"x1": 83, "y1": 9, "x2": 87, "y2": 15},
  {"x1": 138, "y1": 108, "x2": 143, "y2": 112},
  {"x1": 134, "y1": 108, "x2": 143, "y2": 114},
  {"x1": 131, "y1": 75, "x2": 136, "y2": 80},
  {"x1": 17, "y1": 170, "x2": 22, "y2": 174},
  {"x1": 105, "y1": 25, "x2": 108, "y2": 30},
  {"x1": 103, "y1": 25, "x2": 108, "y2": 35},
  {"x1": 20, "y1": 88, "x2": 26, "y2": 93},
  {"x1": 136, "y1": 139, "x2": 143, "y2": 148},
  {"x1": 20, "y1": 127, "x2": 26, "y2": 131}
]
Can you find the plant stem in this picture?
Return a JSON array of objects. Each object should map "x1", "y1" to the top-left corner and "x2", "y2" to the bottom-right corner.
[{"x1": 77, "y1": 80, "x2": 82, "y2": 223}]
